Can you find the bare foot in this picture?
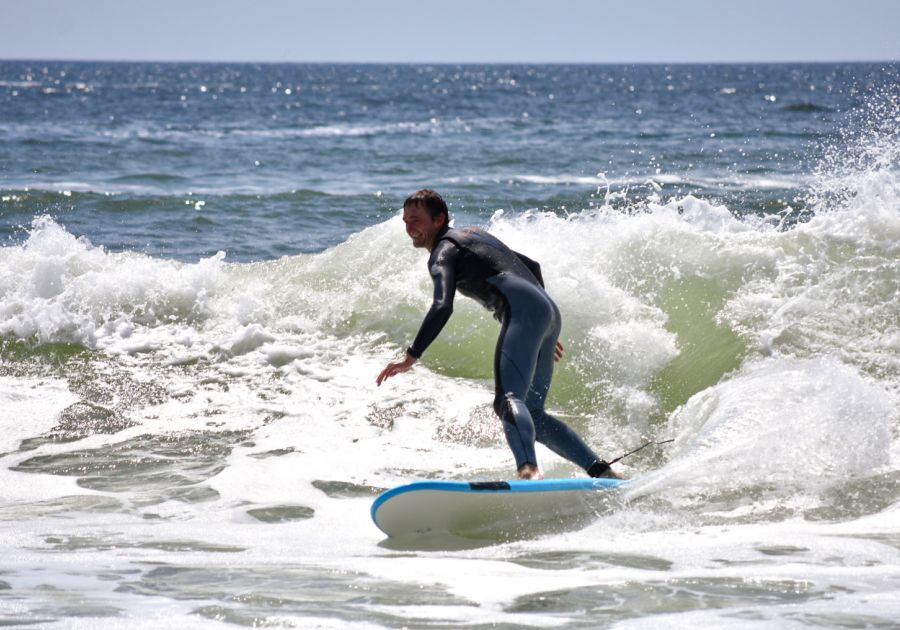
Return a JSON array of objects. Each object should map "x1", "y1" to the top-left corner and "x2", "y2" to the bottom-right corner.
[{"x1": 517, "y1": 464, "x2": 543, "y2": 480}]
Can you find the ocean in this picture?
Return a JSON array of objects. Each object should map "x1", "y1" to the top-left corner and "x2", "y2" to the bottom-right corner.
[{"x1": 1, "y1": 60, "x2": 899, "y2": 628}]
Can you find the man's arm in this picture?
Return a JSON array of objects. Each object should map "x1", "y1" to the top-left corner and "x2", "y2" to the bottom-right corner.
[
  {"x1": 407, "y1": 242, "x2": 457, "y2": 358},
  {"x1": 377, "y1": 241, "x2": 458, "y2": 386}
]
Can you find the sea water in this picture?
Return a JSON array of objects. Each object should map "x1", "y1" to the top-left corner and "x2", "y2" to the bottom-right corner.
[{"x1": 1, "y1": 61, "x2": 899, "y2": 628}]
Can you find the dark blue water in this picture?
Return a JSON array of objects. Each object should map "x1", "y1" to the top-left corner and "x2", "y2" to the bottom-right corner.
[{"x1": 1, "y1": 61, "x2": 895, "y2": 261}]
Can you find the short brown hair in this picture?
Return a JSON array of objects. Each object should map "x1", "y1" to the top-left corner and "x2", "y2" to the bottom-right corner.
[{"x1": 404, "y1": 189, "x2": 449, "y2": 222}]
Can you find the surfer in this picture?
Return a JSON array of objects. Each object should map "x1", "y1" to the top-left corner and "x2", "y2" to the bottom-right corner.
[{"x1": 376, "y1": 189, "x2": 621, "y2": 481}]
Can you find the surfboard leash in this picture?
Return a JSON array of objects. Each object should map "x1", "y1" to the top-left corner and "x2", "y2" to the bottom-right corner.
[{"x1": 607, "y1": 438, "x2": 674, "y2": 465}]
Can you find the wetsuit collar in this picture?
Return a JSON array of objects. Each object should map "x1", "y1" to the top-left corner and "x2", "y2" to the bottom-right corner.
[{"x1": 430, "y1": 224, "x2": 451, "y2": 251}]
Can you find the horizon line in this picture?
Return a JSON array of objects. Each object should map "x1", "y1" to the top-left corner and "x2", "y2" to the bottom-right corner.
[{"x1": 2, "y1": 56, "x2": 898, "y2": 67}]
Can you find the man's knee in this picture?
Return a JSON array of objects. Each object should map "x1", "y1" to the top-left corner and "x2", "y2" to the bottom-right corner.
[{"x1": 494, "y1": 392, "x2": 529, "y2": 425}]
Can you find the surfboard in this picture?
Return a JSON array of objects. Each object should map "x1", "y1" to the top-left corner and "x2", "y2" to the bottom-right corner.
[{"x1": 371, "y1": 477, "x2": 626, "y2": 539}]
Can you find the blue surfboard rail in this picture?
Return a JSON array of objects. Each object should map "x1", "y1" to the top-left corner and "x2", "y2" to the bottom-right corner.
[{"x1": 370, "y1": 477, "x2": 626, "y2": 532}]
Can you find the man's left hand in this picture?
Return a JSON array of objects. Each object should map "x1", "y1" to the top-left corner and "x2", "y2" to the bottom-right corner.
[
  {"x1": 554, "y1": 341, "x2": 564, "y2": 363},
  {"x1": 376, "y1": 353, "x2": 417, "y2": 386}
]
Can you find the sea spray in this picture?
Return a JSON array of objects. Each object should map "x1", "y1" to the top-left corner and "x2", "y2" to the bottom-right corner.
[
  {"x1": 631, "y1": 357, "x2": 893, "y2": 504},
  {"x1": 0, "y1": 215, "x2": 227, "y2": 346}
]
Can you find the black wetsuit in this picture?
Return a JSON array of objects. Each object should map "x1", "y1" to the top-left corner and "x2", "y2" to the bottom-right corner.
[{"x1": 408, "y1": 225, "x2": 605, "y2": 474}]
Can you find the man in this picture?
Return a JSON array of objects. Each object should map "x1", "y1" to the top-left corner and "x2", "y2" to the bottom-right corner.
[{"x1": 377, "y1": 189, "x2": 620, "y2": 480}]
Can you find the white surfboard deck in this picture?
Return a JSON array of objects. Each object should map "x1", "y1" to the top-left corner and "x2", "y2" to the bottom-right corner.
[{"x1": 371, "y1": 477, "x2": 626, "y2": 539}]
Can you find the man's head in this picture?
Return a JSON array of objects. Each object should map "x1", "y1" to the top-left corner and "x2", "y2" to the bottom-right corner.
[{"x1": 403, "y1": 189, "x2": 448, "y2": 251}]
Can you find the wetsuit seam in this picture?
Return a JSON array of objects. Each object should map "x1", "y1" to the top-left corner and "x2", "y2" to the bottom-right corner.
[{"x1": 493, "y1": 292, "x2": 512, "y2": 422}]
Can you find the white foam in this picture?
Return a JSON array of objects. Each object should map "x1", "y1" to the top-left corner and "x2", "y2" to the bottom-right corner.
[
  {"x1": 0, "y1": 376, "x2": 76, "y2": 453},
  {"x1": 0, "y1": 377, "x2": 90, "y2": 504},
  {"x1": 632, "y1": 356, "x2": 894, "y2": 499},
  {"x1": 0, "y1": 217, "x2": 227, "y2": 347}
]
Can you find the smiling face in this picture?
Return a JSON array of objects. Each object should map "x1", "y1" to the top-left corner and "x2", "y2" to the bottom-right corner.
[{"x1": 403, "y1": 202, "x2": 446, "y2": 251}]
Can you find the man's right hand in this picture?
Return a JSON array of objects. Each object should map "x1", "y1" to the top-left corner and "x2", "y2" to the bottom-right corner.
[
  {"x1": 376, "y1": 353, "x2": 417, "y2": 386},
  {"x1": 554, "y1": 341, "x2": 564, "y2": 363}
]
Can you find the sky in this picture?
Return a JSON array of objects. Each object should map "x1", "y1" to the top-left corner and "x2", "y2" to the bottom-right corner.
[{"x1": 1, "y1": 0, "x2": 898, "y2": 64}]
